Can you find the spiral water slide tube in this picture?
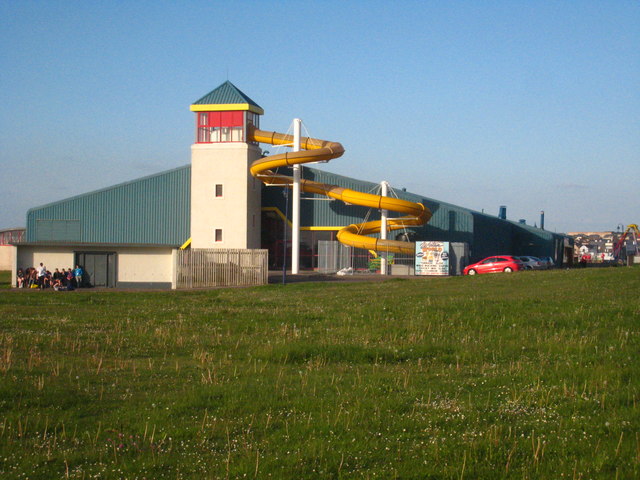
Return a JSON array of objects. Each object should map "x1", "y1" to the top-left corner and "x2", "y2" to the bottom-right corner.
[{"x1": 249, "y1": 127, "x2": 432, "y2": 255}]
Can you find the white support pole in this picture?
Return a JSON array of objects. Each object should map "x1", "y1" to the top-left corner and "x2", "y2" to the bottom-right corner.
[
  {"x1": 380, "y1": 181, "x2": 389, "y2": 275},
  {"x1": 292, "y1": 118, "x2": 302, "y2": 274}
]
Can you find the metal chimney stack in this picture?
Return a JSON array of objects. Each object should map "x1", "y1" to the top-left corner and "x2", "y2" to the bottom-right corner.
[
  {"x1": 540, "y1": 211, "x2": 545, "y2": 230},
  {"x1": 498, "y1": 206, "x2": 507, "y2": 220}
]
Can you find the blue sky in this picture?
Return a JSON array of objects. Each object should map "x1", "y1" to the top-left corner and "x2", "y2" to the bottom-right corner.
[{"x1": 1, "y1": 1, "x2": 638, "y2": 233}]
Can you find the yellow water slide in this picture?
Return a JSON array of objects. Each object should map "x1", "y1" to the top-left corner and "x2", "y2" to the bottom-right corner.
[{"x1": 249, "y1": 127, "x2": 432, "y2": 255}]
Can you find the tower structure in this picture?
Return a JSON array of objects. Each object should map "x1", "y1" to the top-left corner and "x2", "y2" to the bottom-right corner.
[{"x1": 189, "y1": 81, "x2": 263, "y2": 249}]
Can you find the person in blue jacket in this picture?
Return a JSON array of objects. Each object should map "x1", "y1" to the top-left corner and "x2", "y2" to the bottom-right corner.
[{"x1": 73, "y1": 265, "x2": 84, "y2": 288}]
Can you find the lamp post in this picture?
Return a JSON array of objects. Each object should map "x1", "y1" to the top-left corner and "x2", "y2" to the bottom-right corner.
[
  {"x1": 380, "y1": 181, "x2": 389, "y2": 275},
  {"x1": 282, "y1": 187, "x2": 289, "y2": 285},
  {"x1": 291, "y1": 118, "x2": 301, "y2": 275}
]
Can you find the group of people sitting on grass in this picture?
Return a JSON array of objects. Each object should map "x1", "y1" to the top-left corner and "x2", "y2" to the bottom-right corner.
[{"x1": 16, "y1": 263, "x2": 84, "y2": 290}]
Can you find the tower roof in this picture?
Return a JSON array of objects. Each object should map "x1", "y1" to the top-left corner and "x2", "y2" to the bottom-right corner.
[{"x1": 190, "y1": 81, "x2": 264, "y2": 114}]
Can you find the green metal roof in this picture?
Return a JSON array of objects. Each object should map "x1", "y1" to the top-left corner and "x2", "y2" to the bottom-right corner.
[
  {"x1": 26, "y1": 165, "x2": 190, "y2": 245},
  {"x1": 192, "y1": 81, "x2": 263, "y2": 112}
]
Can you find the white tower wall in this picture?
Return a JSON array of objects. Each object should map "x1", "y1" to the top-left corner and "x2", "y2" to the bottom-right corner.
[{"x1": 190, "y1": 142, "x2": 262, "y2": 249}]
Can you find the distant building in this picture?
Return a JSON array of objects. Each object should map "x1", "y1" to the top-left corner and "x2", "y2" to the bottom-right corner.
[
  {"x1": 568, "y1": 230, "x2": 633, "y2": 260},
  {"x1": 9, "y1": 82, "x2": 574, "y2": 288}
]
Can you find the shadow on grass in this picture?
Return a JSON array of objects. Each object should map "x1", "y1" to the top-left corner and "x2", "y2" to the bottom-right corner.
[{"x1": 0, "y1": 270, "x2": 10, "y2": 288}]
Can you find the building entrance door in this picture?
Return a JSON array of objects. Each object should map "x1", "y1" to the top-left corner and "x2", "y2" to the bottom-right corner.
[{"x1": 74, "y1": 252, "x2": 116, "y2": 287}]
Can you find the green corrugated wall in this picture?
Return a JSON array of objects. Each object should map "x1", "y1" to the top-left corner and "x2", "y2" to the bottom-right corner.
[
  {"x1": 262, "y1": 166, "x2": 569, "y2": 263},
  {"x1": 263, "y1": 167, "x2": 474, "y2": 241},
  {"x1": 26, "y1": 165, "x2": 190, "y2": 245}
]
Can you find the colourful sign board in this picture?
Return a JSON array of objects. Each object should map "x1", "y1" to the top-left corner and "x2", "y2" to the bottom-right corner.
[{"x1": 415, "y1": 241, "x2": 450, "y2": 276}]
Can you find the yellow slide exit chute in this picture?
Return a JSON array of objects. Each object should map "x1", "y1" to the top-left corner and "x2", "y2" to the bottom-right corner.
[{"x1": 248, "y1": 126, "x2": 432, "y2": 255}]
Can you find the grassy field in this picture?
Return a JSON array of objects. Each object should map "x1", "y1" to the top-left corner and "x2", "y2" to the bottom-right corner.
[
  {"x1": 0, "y1": 270, "x2": 10, "y2": 288},
  {"x1": 0, "y1": 267, "x2": 638, "y2": 479}
]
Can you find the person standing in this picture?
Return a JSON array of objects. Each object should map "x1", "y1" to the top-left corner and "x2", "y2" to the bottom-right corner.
[
  {"x1": 73, "y1": 265, "x2": 84, "y2": 288},
  {"x1": 36, "y1": 263, "x2": 46, "y2": 289}
]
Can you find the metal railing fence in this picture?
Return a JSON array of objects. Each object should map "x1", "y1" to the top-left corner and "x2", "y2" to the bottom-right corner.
[{"x1": 176, "y1": 249, "x2": 268, "y2": 288}]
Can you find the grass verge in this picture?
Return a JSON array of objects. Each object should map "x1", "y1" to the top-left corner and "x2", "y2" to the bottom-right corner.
[
  {"x1": 0, "y1": 270, "x2": 10, "y2": 289},
  {"x1": 0, "y1": 267, "x2": 638, "y2": 478}
]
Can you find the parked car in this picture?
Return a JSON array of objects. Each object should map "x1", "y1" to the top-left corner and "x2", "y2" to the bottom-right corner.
[
  {"x1": 517, "y1": 256, "x2": 544, "y2": 270},
  {"x1": 463, "y1": 256, "x2": 524, "y2": 275},
  {"x1": 539, "y1": 256, "x2": 555, "y2": 269}
]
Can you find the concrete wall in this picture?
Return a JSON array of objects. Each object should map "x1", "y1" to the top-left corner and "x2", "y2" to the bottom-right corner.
[
  {"x1": 17, "y1": 246, "x2": 75, "y2": 273},
  {"x1": 14, "y1": 245, "x2": 176, "y2": 289},
  {"x1": 0, "y1": 245, "x2": 17, "y2": 271},
  {"x1": 116, "y1": 247, "x2": 175, "y2": 288},
  {"x1": 191, "y1": 143, "x2": 262, "y2": 250}
]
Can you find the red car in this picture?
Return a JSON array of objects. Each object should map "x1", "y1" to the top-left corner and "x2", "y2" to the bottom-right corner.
[{"x1": 463, "y1": 255, "x2": 524, "y2": 275}]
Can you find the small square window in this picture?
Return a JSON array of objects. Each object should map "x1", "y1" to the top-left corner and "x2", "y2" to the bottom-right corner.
[
  {"x1": 215, "y1": 184, "x2": 223, "y2": 197},
  {"x1": 214, "y1": 228, "x2": 223, "y2": 243}
]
